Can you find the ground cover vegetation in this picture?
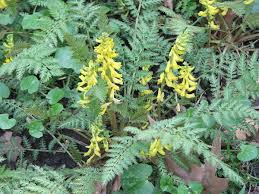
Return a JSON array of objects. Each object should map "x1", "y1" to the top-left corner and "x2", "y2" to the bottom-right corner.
[{"x1": 0, "y1": 0, "x2": 258, "y2": 193}]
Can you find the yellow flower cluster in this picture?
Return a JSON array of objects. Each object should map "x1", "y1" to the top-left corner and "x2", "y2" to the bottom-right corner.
[
  {"x1": 141, "y1": 138, "x2": 172, "y2": 157},
  {"x1": 77, "y1": 33, "x2": 123, "y2": 112},
  {"x1": 95, "y1": 33, "x2": 123, "y2": 101},
  {"x1": 0, "y1": 0, "x2": 7, "y2": 9},
  {"x1": 198, "y1": 0, "x2": 254, "y2": 30},
  {"x1": 84, "y1": 124, "x2": 109, "y2": 164},
  {"x1": 157, "y1": 32, "x2": 197, "y2": 101},
  {"x1": 198, "y1": 0, "x2": 228, "y2": 30},
  {"x1": 3, "y1": 34, "x2": 14, "y2": 64},
  {"x1": 139, "y1": 65, "x2": 153, "y2": 112},
  {"x1": 77, "y1": 60, "x2": 98, "y2": 107}
]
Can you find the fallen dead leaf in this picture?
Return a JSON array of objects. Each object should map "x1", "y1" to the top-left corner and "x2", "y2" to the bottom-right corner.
[
  {"x1": 111, "y1": 175, "x2": 121, "y2": 192},
  {"x1": 94, "y1": 182, "x2": 107, "y2": 194},
  {"x1": 165, "y1": 132, "x2": 229, "y2": 194},
  {"x1": 0, "y1": 132, "x2": 23, "y2": 162},
  {"x1": 235, "y1": 129, "x2": 249, "y2": 140}
]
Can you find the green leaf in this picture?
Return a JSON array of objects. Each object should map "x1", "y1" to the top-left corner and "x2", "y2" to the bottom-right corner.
[
  {"x1": 201, "y1": 114, "x2": 216, "y2": 128},
  {"x1": 47, "y1": 88, "x2": 65, "y2": 105},
  {"x1": 121, "y1": 164, "x2": 154, "y2": 194},
  {"x1": 160, "y1": 175, "x2": 176, "y2": 193},
  {"x1": 55, "y1": 47, "x2": 83, "y2": 73},
  {"x1": 20, "y1": 75, "x2": 40, "y2": 94},
  {"x1": 188, "y1": 181, "x2": 203, "y2": 194},
  {"x1": 177, "y1": 184, "x2": 189, "y2": 194},
  {"x1": 27, "y1": 120, "x2": 45, "y2": 138},
  {"x1": 49, "y1": 103, "x2": 64, "y2": 117},
  {"x1": 237, "y1": 144, "x2": 258, "y2": 162},
  {"x1": 0, "y1": 12, "x2": 15, "y2": 25},
  {"x1": 0, "y1": 82, "x2": 10, "y2": 101},
  {"x1": 22, "y1": 13, "x2": 53, "y2": 30},
  {"x1": 0, "y1": 114, "x2": 16, "y2": 130},
  {"x1": 92, "y1": 79, "x2": 108, "y2": 103}
]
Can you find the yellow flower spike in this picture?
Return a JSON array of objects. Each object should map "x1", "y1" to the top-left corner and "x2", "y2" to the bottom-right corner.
[
  {"x1": 244, "y1": 0, "x2": 255, "y2": 4},
  {"x1": 157, "y1": 88, "x2": 164, "y2": 102},
  {"x1": 3, "y1": 34, "x2": 14, "y2": 64},
  {"x1": 0, "y1": 0, "x2": 7, "y2": 9},
  {"x1": 84, "y1": 124, "x2": 109, "y2": 164},
  {"x1": 157, "y1": 31, "x2": 197, "y2": 99},
  {"x1": 95, "y1": 33, "x2": 123, "y2": 101},
  {"x1": 174, "y1": 65, "x2": 197, "y2": 98},
  {"x1": 148, "y1": 138, "x2": 172, "y2": 157},
  {"x1": 198, "y1": 0, "x2": 221, "y2": 30},
  {"x1": 77, "y1": 60, "x2": 98, "y2": 106}
]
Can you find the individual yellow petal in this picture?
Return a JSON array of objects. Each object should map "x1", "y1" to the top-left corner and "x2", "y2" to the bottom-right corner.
[
  {"x1": 158, "y1": 73, "x2": 165, "y2": 85},
  {"x1": 198, "y1": 11, "x2": 207, "y2": 17},
  {"x1": 141, "y1": 89, "x2": 153, "y2": 95},
  {"x1": 209, "y1": 21, "x2": 219, "y2": 30},
  {"x1": 221, "y1": 7, "x2": 228, "y2": 16},
  {"x1": 157, "y1": 88, "x2": 164, "y2": 102},
  {"x1": 185, "y1": 93, "x2": 195, "y2": 98}
]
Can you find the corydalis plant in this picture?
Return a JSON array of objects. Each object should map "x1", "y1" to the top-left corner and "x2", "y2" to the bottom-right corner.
[
  {"x1": 157, "y1": 31, "x2": 197, "y2": 100},
  {"x1": 77, "y1": 33, "x2": 123, "y2": 107},
  {"x1": 198, "y1": 0, "x2": 255, "y2": 30},
  {"x1": 2, "y1": 34, "x2": 14, "y2": 64}
]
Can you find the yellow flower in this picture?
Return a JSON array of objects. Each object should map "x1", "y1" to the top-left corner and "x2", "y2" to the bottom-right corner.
[
  {"x1": 95, "y1": 33, "x2": 123, "y2": 101},
  {"x1": 100, "y1": 102, "x2": 112, "y2": 115},
  {"x1": 140, "y1": 65, "x2": 153, "y2": 86},
  {"x1": 3, "y1": 34, "x2": 14, "y2": 64},
  {"x1": 198, "y1": 0, "x2": 222, "y2": 30},
  {"x1": 84, "y1": 124, "x2": 109, "y2": 164},
  {"x1": 174, "y1": 64, "x2": 197, "y2": 98},
  {"x1": 220, "y1": 7, "x2": 228, "y2": 16},
  {"x1": 141, "y1": 89, "x2": 153, "y2": 96},
  {"x1": 157, "y1": 32, "x2": 197, "y2": 99},
  {"x1": 244, "y1": 0, "x2": 255, "y2": 4},
  {"x1": 148, "y1": 138, "x2": 172, "y2": 157},
  {"x1": 157, "y1": 88, "x2": 164, "y2": 102},
  {"x1": 77, "y1": 60, "x2": 98, "y2": 107},
  {"x1": 0, "y1": 0, "x2": 7, "y2": 9}
]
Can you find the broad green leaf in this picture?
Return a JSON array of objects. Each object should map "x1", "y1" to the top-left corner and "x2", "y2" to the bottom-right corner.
[
  {"x1": 0, "y1": 12, "x2": 15, "y2": 25},
  {"x1": 0, "y1": 82, "x2": 10, "y2": 101},
  {"x1": 49, "y1": 103, "x2": 64, "y2": 117},
  {"x1": 55, "y1": 47, "x2": 83, "y2": 73},
  {"x1": 0, "y1": 114, "x2": 16, "y2": 130},
  {"x1": 47, "y1": 88, "x2": 65, "y2": 105},
  {"x1": 20, "y1": 75, "x2": 40, "y2": 94},
  {"x1": 27, "y1": 120, "x2": 44, "y2": 138},
  {"x1": 122, "y1": 164, "x2": 153, "y2": 194},
  {"x1": 237, "y1": 144, "x2": 258, "y2": 162},
  {"x1": 160, "y1": 175, "x2": 176, "y2": 193},
  {"x1": 189, "y1": 181, "x2": 203, "y2": 194},
  {"x1": 22, "y1": 13, "x2": 53, "y2": 30}
]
